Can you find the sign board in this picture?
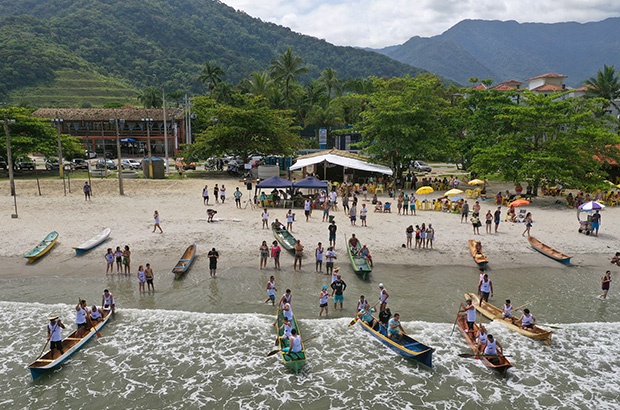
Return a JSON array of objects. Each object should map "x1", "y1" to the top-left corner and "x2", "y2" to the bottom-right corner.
[{"x1": 319, "y1": 128, "x2": 327, "y2": 149}]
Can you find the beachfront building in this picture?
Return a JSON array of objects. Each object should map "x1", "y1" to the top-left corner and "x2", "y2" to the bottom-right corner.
[{"x1": 32, "y1": 108, "x2": 186, "y2": 158}]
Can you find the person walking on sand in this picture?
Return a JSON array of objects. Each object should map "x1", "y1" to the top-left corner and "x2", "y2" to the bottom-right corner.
[
  {"x1": 470, "y1": 213, "x2": 481, "y2": 235},
  {"x1": 319, "y1": 285, "x2": 330, "y2": 317},
  {"x1": 360, "y1": 203, "x2": 368, "y2": 227},
  {"x1": 203, "y1": 185, "x2": 209, "y2": 205},
  {"x1": 262, "y1": 208, "x2": 269, "y2": 229},
  {"x1": 83, "y1": 182, "x2": 91, "y2": 201},
  {"x1": 105, "y1": 248, "x2": 114, "y2": 274},
  {"x1": 494, "y1": 206, "x2": 501, "y2": 233},
  {"x1": 286, "y1": 209, "x2": 294, "y2": 231},
  {"x1": 600, "y1": 270, "x2": 612, "y2": 299},
  {"x1": 234, "y1": 187, "x2": 242, "y2": 208},
  {"x1": 145, "y1": 263, "x2": 155, "y2": 291},
  {"x1": 322, "y1": 199, "x2": 330, "y2": 222},
  {"x1": 220, "y1": 184, "x2": 227, "y2": 203},
  {"x1": 122, "y1": 245, "x2": 131, "y2": 274},
  {"x1": 265, "y1": 276, "x2": 277, "y2": 305},
  {"x1": 315, "y1": 242, "x2": 324, "y2": 273},
  {"x1": 153, "y1": 210, "x2": 163, "y2": 233},
  {"x1": 271, "y1": 240, "x2": 281, "y2": 270},
  {"x1": 461, "y1": 200, "x2": 469, "y2": 223},
  {"x1": 349, "y1": 202, "x2": 357, "y2": 226},
  {"x1": 591, "y1": 210, "x2": 601, "y2": 236},
  {"x1": 208, "y1": 248, "x2": 219, "y2": 277},
  {"x1": 213, "y1": 184, "x2": 220, "y2": 204},
  {"x1": 426, "y1": 224, "x2": 435, "y2": 249},
  {"x1": 137, "y1": 265, "x2": 146, "y2": 292},
  {"x1": 293, "y1": 240, "x2": 304, "y2": 271},
  {"x1": 260, "y1": 241, "x2": 269, "y2": 269},
  {"x1": 522, "y1": 212, "x2": 533, "y2": 237},
  {"x1": 328, "y1": 220, "x2": 337, "y2": 247},
  {"x1": 304, "y1": 199, "x2": 312, "y2": 221}
]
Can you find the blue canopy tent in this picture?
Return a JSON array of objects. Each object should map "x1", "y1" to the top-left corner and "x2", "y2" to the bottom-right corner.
[
  {"x1": 257, "y1": 176, "x2": 292, "y2": 189},
  {"x1": 293, "y1": 176, "x2": 328, "y2": 190}
]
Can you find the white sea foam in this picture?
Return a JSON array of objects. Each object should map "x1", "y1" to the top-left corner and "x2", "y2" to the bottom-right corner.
[{"x1": 2, "y1": 301, "x2": 620, "y2": 409}]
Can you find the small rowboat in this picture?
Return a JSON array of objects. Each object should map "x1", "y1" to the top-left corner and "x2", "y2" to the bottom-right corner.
[
  {"x1": 358, "y1": 315, "x2": 434, "y2": 368},
  {"x1": 172, "y1": 244, "x2": 196, "y2": 279},
  {"x1": 74, "y1": 228, "x2": 111, "y2": 255},
  {"x1": 272, "y1": 225, "x2": 297, "y2": 251},
  {"x1": 464, "y1": 292, "x2": 553, "y2": 345},
  {"x1": 346, "y1": 239, "x2": 372, "y2": 280},
  {"x1": 274, "y1": 309, "x2": 306, "y2": 373},
  {"x1": 25, "y1": 231, "x2": 59, "y2": 263},
  {"x1": 528, "y1": 236, "x2": 571, "y2": 265},
  {"x1": 28, "y1": 308, "x2": 113, "y2": 380},
  {"x1": 468, "y1": 239, "x2": 488, "y2": 269},
  {"x1": 456, "y1": 313, "x2": 512, "y2": 376}
]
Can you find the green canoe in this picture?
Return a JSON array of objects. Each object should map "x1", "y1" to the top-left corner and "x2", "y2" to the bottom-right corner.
[{"x1": 346, "y1": 239, "x2": 372, "y2": 280}]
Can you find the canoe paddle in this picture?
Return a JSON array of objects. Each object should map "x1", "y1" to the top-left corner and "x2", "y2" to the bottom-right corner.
[
  {"x1": 458, "y1": 353, "x2": 512, "y2": 358},
  {"x1": 35, "y1": 339, "x2": 49, "y2": 361},
  {"x1": 266, "y1": 335, "x2": 317, "y2": 357},
  {"x1": 450, "y1": 309, "x2": 461, "y2": 336}
]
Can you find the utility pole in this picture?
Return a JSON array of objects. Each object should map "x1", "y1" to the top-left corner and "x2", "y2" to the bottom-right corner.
[
  {"x1": 2, "y1": 106, "x2": 18, "y2": 218},
  {"x1": 111, "y1": 116, "x2": 125, "y2": 195},
  {"x1": 141, "y1": 117, "x2": 154, "y2": 178},
  {"x1": 163, "y1": 89, "x2": 169, "y2": 175},
  {"x1": 52, "y1": 116, "x2": 64, "y2": 178}
]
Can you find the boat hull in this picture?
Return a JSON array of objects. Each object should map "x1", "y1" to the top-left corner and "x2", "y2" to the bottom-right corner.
[
  {"x1": 25, "y1": 231, "x2": 59, "y2": 263},
  {"x1": 464, "y1": 293, "x2": 553, "y2": 344},
  {"x1": 74, "y1": 228, "x2": 111, "y2": 255},
  {"x1": 456, "y1": 313, "x2": 512, "y2": 376},
  {"x1": 358, "y1": 316, "x2": 434, "y2": 368},
  {"x1": 29, "y1": 308, "x2": 112, "y2": 380},
  {"x1": 528, "y1": 236, "x2": 571, "y2": 265},
  {"x1": 346, "y1": 240, "x2": 372, "y2": 279},
  {"x1": 468, "y1": 239, "x2": 488, "y2": 268},
  {"x1": 272, "y1": 226, "x2": 297, "y2": 251},
  {"x1": 172, "y1": 244, "x2": 197, "y2": 278}
]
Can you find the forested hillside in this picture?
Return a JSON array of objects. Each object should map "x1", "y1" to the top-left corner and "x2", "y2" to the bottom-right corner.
[{"x1": 0, "y1": 0, "x2": 424, "y2": 106}]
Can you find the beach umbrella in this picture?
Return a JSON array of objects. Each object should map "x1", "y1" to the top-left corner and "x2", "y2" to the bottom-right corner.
[
  {"x1": 508, "y1": 199, "x2": 530, "y2": 207},
  {"x1": 468, "y1": 179, "x2": 485, "y2": 186},
  {"x1": 445, "y1": 188, "x2": 463, "y2": 196},
  {"x1": 578, "y1": 201, "x2": 605, "y2": 211},
  {"x1": 416, "y1": 186, "x2": 434, "y2": 195},
  {"x1": 450, "y1": 195, "x2": 464, "y2": 202}
]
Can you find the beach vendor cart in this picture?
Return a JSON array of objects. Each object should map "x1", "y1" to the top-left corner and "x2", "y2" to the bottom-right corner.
[{"x1": 577, "y1": 201, "x2": 605, "y2": 235}]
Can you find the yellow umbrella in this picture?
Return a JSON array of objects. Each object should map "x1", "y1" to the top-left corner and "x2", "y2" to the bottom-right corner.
[
  {"x1": 416, "y1": 186, "x2": 434, "y2": 195},
  {"x1": 468, "y1": 179, "x2": 485, "y2": 186},
  {"x1": 445, "y1": 188, "x2": 464, "y2": 196}
]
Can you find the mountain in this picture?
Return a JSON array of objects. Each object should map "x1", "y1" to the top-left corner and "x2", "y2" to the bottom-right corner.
[
  {"x1": 376, "y1": 18, "x2": 620, "y2": 87},
  {"x1": 0, "y1": 0, "x2": 425, "y2": 107}
]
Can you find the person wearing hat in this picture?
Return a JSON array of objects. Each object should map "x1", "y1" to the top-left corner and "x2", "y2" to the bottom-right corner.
[
  {"x1": 331, "y1": 266, "x2": 341, "y2": 284},
  {"x1": 319, "y1": 285, "x2": 330, "y2": 317},
  {"x1": 47, "y1": 315, "x2": 65, "y2": 359},
  {"x1": 293, "y1": 239, "x2": 304, "y2": 271},
  {"x1": 378, "y1": 283, "x2": 389, "y2": 312},
  {"x1": 331, "y1": 274, "x2": 347, "y2": 310}
]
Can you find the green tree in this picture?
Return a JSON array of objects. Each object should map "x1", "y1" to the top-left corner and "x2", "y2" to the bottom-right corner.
[
  {"x1": 270, "y1": 47, "x2": 308, "y2": 108},
  {"x1": 470, "y1": 91, "x2": 620, "y2": 190},
  {"x1": 198, "y1": 61, "x2": 225, "y2": 93},
  {"x1": 137, "y1": 86, "x2": 163, "y2": 108},
  {"x1": 318, "y1": 67, "x2": 340, "y2": 101},
  {"x1": 584, "y1": 65, "x2": 620, "y2": 113},
  {"x1": 242, "y1": 71, "x2": 275, "y2": 100},
  {"x1": 185, "y1": 95, "x2": 301, "y2": 161}
]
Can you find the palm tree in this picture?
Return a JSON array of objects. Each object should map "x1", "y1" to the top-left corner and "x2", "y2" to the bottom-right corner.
[
  {"x1": 244, "y1": 71, "x2": 274, "y2": 99},
  {"x1": 199, "y1": 61, "x2": 225, "y2": 93},
  {"x1": 137, "y1": 86, "x2": 163, "y2": 108},
  {"x1": 270, "y1": 47, "x2": 308, "y2": 108},
  {"x1": 584, "y1": 65, "x2": 620, "y2": 112},
  {"x1": 318, "y1": 67, "x2": 340, "y2": 101}
]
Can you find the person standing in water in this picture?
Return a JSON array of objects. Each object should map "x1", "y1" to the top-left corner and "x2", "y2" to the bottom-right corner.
[
  {"x1": 600, "y1": 270, "x2": 612, "y2": 299},
  {"x1": 208, "y1": 248, "x2": 220, "y2": 277},
  {"x1": 145, "y1": 263, "x2": 155, "y2": 291}
]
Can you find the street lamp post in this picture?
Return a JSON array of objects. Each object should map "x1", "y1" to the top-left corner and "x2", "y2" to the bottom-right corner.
[
  {"x1": 141, "y1": 117, "x2": 154, "y2": 178},
  {"x1": 110, "y1": 117, "x2": 125, "y2": 195},
  {"x1": 2, "y1": 109, "x2": 18, "y2": 218},
  {"x1": 163, "y1": 90, "x2": 169, "y2": 176}
]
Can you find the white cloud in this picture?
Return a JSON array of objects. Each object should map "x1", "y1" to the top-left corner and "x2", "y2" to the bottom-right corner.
[{"x1": 221, "y1": 0, "x2": 620, "y2": 48}]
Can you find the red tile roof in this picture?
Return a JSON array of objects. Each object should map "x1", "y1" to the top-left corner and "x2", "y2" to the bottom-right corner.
[
  {"x1": 530, "y1": 84, "x2": 564, "y2": 92},
  {"x1": 527, "y1": 73, "x2": 567, "y2": 81}
]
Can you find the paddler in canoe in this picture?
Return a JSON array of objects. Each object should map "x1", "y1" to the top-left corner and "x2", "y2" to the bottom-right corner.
[
  {"x1": 47, "y1": 315, "x2": 66, "y2": 359},
  {"x1": 482, "y1": 334, "x2": 505, "y2": 364}
]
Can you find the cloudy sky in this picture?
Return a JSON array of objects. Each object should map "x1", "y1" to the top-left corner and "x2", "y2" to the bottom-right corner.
[{"x1": 221, "y1": 0, "x2": 620, "y2": 48}]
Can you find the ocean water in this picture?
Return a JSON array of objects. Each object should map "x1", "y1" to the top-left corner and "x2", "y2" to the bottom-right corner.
[{"x1": 2, "y1": 261, "x2": 620, "y2": 409}]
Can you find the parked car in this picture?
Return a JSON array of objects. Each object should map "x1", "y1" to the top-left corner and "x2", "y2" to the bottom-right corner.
[
  {"x1": 95, "y1": 159, "x2": 118, "y2": 170},
  {"x1": 122, "y1": 159, "x2": 142, "y2": 169},
  {"x1": 71, "y1": 158, "x2": 89, "y2": 170},
  {"x1": 412, "y1": 160, "x2": 432, "y2": 173},
  {"x1": 15, "y1": 157, "x2": 36, "y2": 170},
  {"x1": 45, "y1": 158, "x2": 60, "y2": 170},
  {"x1": 85, "y1": 150, "x2": 97, "y2": 159},
  {"x1": 0, "y1": 156, "x2": 8, "y2": 170},
  {"x1": 175, "y1": 157, "x2": 196, "y2": 170}
]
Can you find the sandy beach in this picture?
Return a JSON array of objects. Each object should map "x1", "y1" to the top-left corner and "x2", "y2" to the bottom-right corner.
[{"x1": 0, "y1": 174, "x2": 617, "y2": 282}]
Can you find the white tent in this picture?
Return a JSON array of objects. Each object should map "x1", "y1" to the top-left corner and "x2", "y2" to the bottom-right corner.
[{"x1": 289, "y1": 153, "x2": 393, "y2": 176}]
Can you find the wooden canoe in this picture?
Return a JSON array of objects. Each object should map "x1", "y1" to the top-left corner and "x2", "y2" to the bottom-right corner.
[
  {"x1": 346, "y1": 239, "x2": 372, "y2": 280},
  {"x1": 456, "y1": 313, "x2": 512, "y2": 376},
  {"x1": 272, "y1": 225, "x2": 297, "y2": 251},
  {"x1": 274, "y1": 309, "x2": 306, "y2": 373},
  {"x1": 528, "y1": 236, "x2": 571, "y2": 265},
  {"x1": 25, "y1": 231, "x2": 59, "y2": 263},
  {"x1": 74, "y1": 228, "x2": 111, "y2": 255},
  {"x1": 28, "y1": 308, "x2": 113, "y2": 380},
  {"x1": 358, "y1": 315, "x2": 434, "y2": 368},
  {"x1": 468, "y1": 239, "x2": 488, "y2": 268},
  {"x1": 464, "y1": 292, "x2": 553, "y2": 345},
  {"x1": 172, "y1": 244, "x2": 197, "y2": 279}
]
